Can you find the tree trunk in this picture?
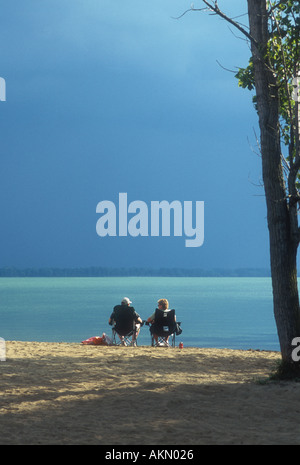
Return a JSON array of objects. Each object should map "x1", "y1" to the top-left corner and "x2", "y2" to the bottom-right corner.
[{"x1": 248, "y1": 0, "x2": 300, "y2": 369}]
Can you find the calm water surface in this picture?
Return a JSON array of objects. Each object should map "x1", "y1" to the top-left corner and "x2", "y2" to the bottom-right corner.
[{"x1": 0, "y1": 277, "x2": 279, "y2": 350}]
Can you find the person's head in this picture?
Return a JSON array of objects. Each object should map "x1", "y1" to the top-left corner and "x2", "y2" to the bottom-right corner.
[
  {"x1": 121, "y1": 297, "x2": 132, "y2": 306},
  {"x1": 157, "y1": 298, "x2": 169, "y2": 310}
]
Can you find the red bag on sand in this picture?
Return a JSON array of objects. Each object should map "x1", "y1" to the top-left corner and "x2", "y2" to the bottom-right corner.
[
  {"x1": 81, "y1": 333, "x2": 112, "y2": 346},
  {"x1": 81, "y1": 336, "x2": 107, "y2": 345}
]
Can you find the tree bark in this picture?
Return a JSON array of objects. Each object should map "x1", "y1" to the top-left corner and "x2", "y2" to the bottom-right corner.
[{"x1": 248, "y1": 0, "x2": 300, "y2": 367}]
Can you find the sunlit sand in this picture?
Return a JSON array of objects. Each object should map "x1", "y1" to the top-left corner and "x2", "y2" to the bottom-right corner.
[{"x1": 1, "y1": 341, "x2": 299, "y2": 445}]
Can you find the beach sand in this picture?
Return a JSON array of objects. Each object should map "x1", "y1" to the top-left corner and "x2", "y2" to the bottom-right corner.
[{"x1": 1, "y1": 341, "x2": 299, "y2": 445}]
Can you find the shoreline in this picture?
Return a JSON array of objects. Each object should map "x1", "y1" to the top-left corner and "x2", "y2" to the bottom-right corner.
[{"x1": 2, "y1": 341, "x2": 300, "y2": 445}]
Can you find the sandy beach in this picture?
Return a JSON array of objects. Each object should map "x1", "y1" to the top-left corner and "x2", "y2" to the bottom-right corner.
[{"x1": 1, "y1": 341, "x2": 300, "y2": 445}]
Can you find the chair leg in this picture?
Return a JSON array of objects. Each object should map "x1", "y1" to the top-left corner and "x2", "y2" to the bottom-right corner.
[
  {"x1": 112, "y1": 328, "x2": 137, "y2": 346},
  {"x1": 156, "y1": 337, "x2": 170, "y2": 347},
  {"x1": 172, "y1": 334, "x2": 176, "y2": 348},
  {"x1": 153, "y1": 334, "x2": 176, "y2": 347}
]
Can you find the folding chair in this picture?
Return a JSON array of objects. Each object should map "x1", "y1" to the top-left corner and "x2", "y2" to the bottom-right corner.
[
  {"x1": 110, "y1": 303, "x2": 142, "y2": 346},
  {"x1": 149, "y1": 309, "x2": 182, "y2": 347}
]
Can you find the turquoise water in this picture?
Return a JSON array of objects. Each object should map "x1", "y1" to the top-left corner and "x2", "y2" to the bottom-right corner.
[{"x1": 0, "y1": 277, "x2": 279, "y2": 350}]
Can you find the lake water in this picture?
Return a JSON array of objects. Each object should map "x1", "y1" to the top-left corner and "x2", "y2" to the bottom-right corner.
[{"x1": 0, "y1": 277, "x2": 280, "y2": 350}]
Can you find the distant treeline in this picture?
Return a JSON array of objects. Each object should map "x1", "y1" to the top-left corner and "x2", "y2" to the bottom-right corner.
[{"x1": 0, "y1": 267, "x2": 271, "y2": 277}]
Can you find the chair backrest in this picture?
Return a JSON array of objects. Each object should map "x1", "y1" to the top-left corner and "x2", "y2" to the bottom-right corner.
[
  {"x1": 154, "y1": 308, "x2": 176, "y2": 335},
  {"x1": 113, "y1": 305, "x2": 136, "y2": 333}
]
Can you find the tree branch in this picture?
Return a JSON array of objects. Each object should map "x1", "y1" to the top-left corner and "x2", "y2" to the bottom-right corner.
[
  {"x1": 200, "y1": 0, "x2": 258, "y2": 47},
  {"x1": 172, "y1": 7, "x2": 208, "y2": 20}
]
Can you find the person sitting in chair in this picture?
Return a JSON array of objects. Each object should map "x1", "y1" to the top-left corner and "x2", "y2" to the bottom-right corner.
[
  {"x1": 109, "y1": 297, "x2": 142, "y2": 346},
  {"x1": 147, "y1": 298, "x2": 176, "y2": 346}
]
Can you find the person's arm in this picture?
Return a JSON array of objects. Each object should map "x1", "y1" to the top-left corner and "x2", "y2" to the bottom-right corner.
[
  {"x1": 134, "y1": 310, "x2": 143, "y2": 325},
  {"x1": 147, "y1": 311, "x2": 156, "y2": 323}
]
